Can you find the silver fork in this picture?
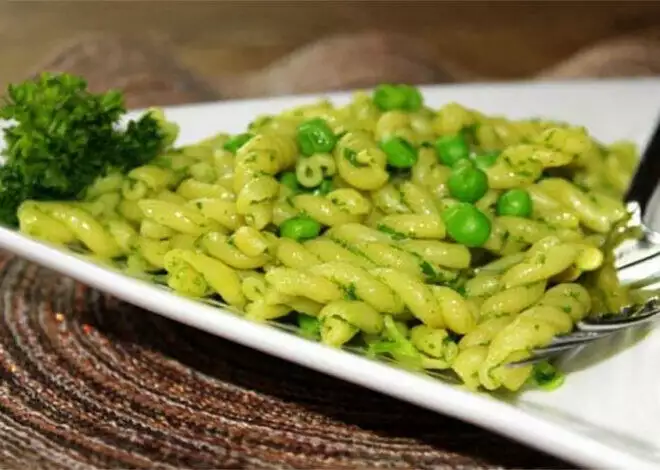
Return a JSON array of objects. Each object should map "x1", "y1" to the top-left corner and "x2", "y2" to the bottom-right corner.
[{"x1": 516, "y1": 119, "x2": 660, "y2": 366}]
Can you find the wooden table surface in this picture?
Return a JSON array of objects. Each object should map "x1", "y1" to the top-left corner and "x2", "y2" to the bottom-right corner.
[{"x1": 3, "y1": 1, "x2": 660, "y2": 91}]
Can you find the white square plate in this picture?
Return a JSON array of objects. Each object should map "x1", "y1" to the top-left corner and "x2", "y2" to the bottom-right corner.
[{"x1": 2, "y1": 79, "x2": 660, "y2": 469}]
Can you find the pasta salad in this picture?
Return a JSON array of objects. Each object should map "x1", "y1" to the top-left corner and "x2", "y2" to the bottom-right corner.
[{"x1": 10, "y1": 81, "x2": 641, "y2": 393}]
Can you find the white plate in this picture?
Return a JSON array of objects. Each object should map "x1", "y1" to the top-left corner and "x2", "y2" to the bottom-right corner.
[{"x1": 2, "y1": 79, "x2": 660, "y2": 469}]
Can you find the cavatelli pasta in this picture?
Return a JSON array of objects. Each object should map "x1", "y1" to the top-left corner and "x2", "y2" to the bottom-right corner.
[
  {"x1": 334, "y1": 131, "x2": 389, "y2": 191},
  {"x1": 16, "y1": 83, "x2": 641, "y2": 394}
]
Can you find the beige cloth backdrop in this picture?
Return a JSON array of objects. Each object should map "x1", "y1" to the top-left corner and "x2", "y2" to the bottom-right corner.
[{"x1": 0, "y1": 29, "x2": 658, "y2": 469}]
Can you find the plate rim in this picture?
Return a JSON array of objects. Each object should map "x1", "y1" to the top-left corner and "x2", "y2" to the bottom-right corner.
[{"x1": 127, "y1": 76, "x2": 660, "y2": 113}]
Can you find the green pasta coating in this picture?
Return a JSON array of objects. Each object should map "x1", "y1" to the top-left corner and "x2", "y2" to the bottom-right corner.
[{"x1": 6, "y1": 79, "x2": 641, "y2": 394}]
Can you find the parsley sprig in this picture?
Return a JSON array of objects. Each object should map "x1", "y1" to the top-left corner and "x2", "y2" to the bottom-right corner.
[{"x1": 0, "y1": 73, "x2": 172, "y2": 226}]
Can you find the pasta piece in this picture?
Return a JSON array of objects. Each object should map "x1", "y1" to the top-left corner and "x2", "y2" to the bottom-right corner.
[
  {"x1": 164, "y1": 249, "x2": 246, "y2": 308},
  {"x1": 410, "y1": 325, "x2": 458, "y2": 368},
  {"x1": 319, "y1": 300, "x2": 384, "y2": 347},
  {"x1": 334, "y1": 131, "x2": 389, "y2": 191}
]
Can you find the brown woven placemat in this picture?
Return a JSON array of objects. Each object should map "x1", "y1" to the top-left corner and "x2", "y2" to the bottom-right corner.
[{"x1": 5, "y1": 30, "x2": 660, "y2": 469}]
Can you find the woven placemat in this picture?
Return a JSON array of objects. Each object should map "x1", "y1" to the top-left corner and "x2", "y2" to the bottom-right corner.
[{"x1": 5, "y1": 30, "x2": 660, "y2": 469}]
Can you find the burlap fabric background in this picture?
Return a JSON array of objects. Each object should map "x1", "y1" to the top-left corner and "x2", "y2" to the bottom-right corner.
[{"x1": 2, "y1": 32, "x2": 659, "y2": 469}]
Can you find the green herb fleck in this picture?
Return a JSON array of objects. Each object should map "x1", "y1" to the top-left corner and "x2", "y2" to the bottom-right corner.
[
  {"x1": 248, "y1": 116, "x2": 272, "y2": 130},
  {"x1": 531, "y1": 361, "x2": 565, "y2": 391},
  {"x1": 343, "y1": 148, "x2": 368, "y2": 168},
  {"x1": 376, "y1": 224, "x2": 406, "y2": 240},
  {"x1": 343, "y1": 282, "x2": 359, "y2": 301},
  {"x1": 379, "y1": 316, "x2": 422, "y2": 369},
  {"x1": 223, "y1": 133, "x2": 253, "y2": 153},
  {"x1": 420, "y1": 260, "x2": 436, "y2": 278}
]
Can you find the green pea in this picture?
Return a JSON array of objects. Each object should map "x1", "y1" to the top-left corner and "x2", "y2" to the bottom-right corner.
[
  {"x1": 297, "y1": 313, "x2": 321, "y2": 339},
  {"x1": 297, "y1": 118, "x2": 337, "y2": 156},
  {"x1": 435, "y1": 134, "x2": 470, "y2": 167},
  {"x1": 442, "y1": 203, "x2": 491, "y2": 247},
  {"x1": 531, "y1": 361, "x2": 565, "y2": 391},
  {"x1": 279, "y1": 216, "x2": 322, "y2": 241},
  {"x1": 373, "y1": 84, "x2": 424, "y2": 111},
  {"x1": 380, "y1": 136, "x2": 418, "y2": 169},
  {"x1": 279, "y1": 171, "x2": 300, "y2": 192},
  {"x1": 223, "y1": 133, "x2": 253, "y2": 153},
  {"x1": 496, "y1": 188, "x2": 533, "y2": 218},
  {"x1": 373, "y1": 84, "x2": 409, "y2": 111},
  {"x1": 472, "y1": 150, "x2": 500, "y2": 170},
  {"x1": 313, "y1": 178, "x2": 334, "y2": 195},
  {"x1": 402, "y1": 85, "x2": 423, "y2": 111},
  {"x1": 448, "y1": 163, "x2": 488, "y2": 203}
]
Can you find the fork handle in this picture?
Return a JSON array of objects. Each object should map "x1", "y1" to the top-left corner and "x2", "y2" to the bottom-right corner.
[{"x1": 625, "y1": 115, "x2": 660, "y2": 216}]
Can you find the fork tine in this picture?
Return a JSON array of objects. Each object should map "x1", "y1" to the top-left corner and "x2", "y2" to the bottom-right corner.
[
  {"x1": 508, "y1": 350, "x2": 566, "y2": 367},
  {"x1": 508, "y1": 297, "x2": 660, "y2": 367},
  {"x1": 577, "y1": 312, "x2": 660, "y2": 333},
  {"x1": 507, "y1": 336, "x2": 603, "y2": 367},
  {"x1": 614, "y1": 236, "x2": 660, "y2": 272},
  {"x1": 549, "y1": 331, "x2": 605, "y2": 345},
  {"x1": 577, "y1": 304, "x2": 660, "y2": 333},
  {"x1": 532, "y1": 338, "x2": 602, "y2": 356},
  {"x1": 614, "y1": 229, "x2": 660, "y2": 287}
]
